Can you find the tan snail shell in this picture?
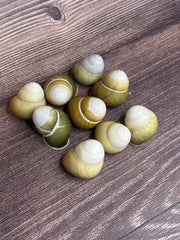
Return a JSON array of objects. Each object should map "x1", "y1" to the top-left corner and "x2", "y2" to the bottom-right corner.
[
  {"x1": 94, "y1": 121, "x2": 131, "y2": 153},
  {"x1": 72, "y1": 54, "x2": 104, "y2": 85},
  {"x1": 90, "y1": 70, "x2": 129, "y2": 106},
  {"x1": 124, "y1": 105, "x2": 158, "y2": 145},
  {"x1": 9, "y1": 82, "x2": 46, "y2": 119},
  {"x1": 44, "y1": 74, "x2": 78, "y2": 106},
  {"x1": 68, "y1": 96, "x2": 106, "y2": 129},
  {"x1": 32, "y1": 106, "x2": 72, "y2": 149},
  {"x1": 62, "y1": 139, "x2": 104, "y2": 178}
]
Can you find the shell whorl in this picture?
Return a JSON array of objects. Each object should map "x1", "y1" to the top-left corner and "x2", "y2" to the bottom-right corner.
[
  {"x1": 44, "y1": 75, "x2": 77, "y2": 106},
  {"x1": 68, "y1": 96, "x2": 106, "y2": 129},
  {"x1": 62, "y1": 139, "x2": 104, "y2": 178},
  {"x1": 81, "y1": 96, "x2": 106, "y2": 122},
  {"x1": 74, "y1": 139, "x2": 104, "y2": 165},
  {"x1": 32, "y1": 106, "x2": 72, "y2": 149},
  {"x1": 107, "y1": 122, "x2": 131, "y2": 149},
  {"x1": 102, "y1": 70, "x2": 129, "y2": 91},
  {"x1": 81, "y1": 54, "x2": 104, "y2": 74},
  {"x1": 124, "y1": 105, "x2": 158, "y2": 145},
  {"x1": 94, "y1": 121, "x2": 131, "y2": 153},
  {"x1": 124, "y1": 105, "x2": 151, "y2": 130},
  {"x1": 18, "y1": 82, "x2": 45, "y2": 103},
  {"x1": 9, "y1": 82, "x2": 46, "y2": 119},
  {"x1": 32, "y1": 106, "x2": 57, "y2": 135}
]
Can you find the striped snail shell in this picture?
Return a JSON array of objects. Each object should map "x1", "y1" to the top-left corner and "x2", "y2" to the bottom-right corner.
[
  {"x1": 9, "y1": 82, "x2": 46, "y2": 119},
  {"x1": 72, "y1": 54, "x2": 104, "y2": 85},
  {"x1": 90, "y1": 70, "x2": 129, "y2": 106},
  {"x1": 62, "y1": 139, "x2": 104, "y2": 178},
  {"x1": 124, "y1": 105, "x2": 158, "y2": 145},
  {"x1": 32, "y1": 106, "x2": 72, "y2": 149},
  {"x1": 44, "y1": 74, "x2": 78, "y2": 106},
  {"x1": 68, "y1": 96, "x2": 106, "y2": 129},
  {"x1": 94, "y1": 121, "x2": 131, "y2": 153}
]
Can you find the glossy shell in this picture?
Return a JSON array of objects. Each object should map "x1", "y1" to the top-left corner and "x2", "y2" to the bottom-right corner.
[
  {"x1": 9, "y1": 82, "x2": 46, "y2": 119},
  {"x1": 72, "y1": 54, "x2": 104, "y2": 85},
  {"x1": 62, "y1": 139, "x2": 104, "y2": 178},
  {"x1": 94, "y1": 121, "x2": 131, "y2": 153},
  {"x1": 32, "y1": 106, "x2": 72, "y2": 149},
  {"x1": 125, "y1": 105, "x2": 158, "y2": 145},
  {"x1": 44, "y1": 74, "x2": 78, "y2": 106},
  {"x1": 90, "y1": 70, "x2": 129, "y2": 106},
  {"x1": 68, "y1": 96, "x2": 106, "y2": 129}
]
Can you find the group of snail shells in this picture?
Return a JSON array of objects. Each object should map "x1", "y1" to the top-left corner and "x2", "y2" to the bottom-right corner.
[{"x1": 9, "y1": 53, "x2": 158, "y2": 179}]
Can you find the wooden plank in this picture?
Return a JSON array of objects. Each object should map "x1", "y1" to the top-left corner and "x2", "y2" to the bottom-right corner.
[
  {"x1": 0, "y1": 0, "x2": 180, "y2": 240},
  {"x1": 120, "y1": 203, "x2": 180, "y2": 240}
]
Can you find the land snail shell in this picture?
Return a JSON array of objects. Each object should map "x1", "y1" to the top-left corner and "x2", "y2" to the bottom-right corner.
[
  {"x1": 44, "y1": 74, "x2": 78, "y2": 106},
  {"x1": 90, "y1": 70, "x2": 129, "y2": 106},
  {"x1": 9, "y1": 82, "x2": 46, "y2": 119},
  {"x1": 72, "y1": 54, "x2": 104, "y2": 85},
  {"x1": 32, "y1": 106, "x2": 72, "y2": 149},
  {"x1": 94, "y1": 121, "x2": 131, "y2": 153},
  {"x1": 68, "y1": 96, "x2": 107, "y2": 129},
  {"x1": 124, "y1": 105, "x2": 158, "y2": 145},
  {"x1": 62, "y1": 139, "x2": 104, "y2": 178}
]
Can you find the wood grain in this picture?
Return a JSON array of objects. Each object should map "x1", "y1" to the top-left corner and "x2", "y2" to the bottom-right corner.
[{"x1": 0, "y1": 0, "x2": 180, "y2": 239}]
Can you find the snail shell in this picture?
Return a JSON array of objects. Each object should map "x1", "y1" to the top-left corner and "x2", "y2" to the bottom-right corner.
[
  {"x1": 62, "y1": 139, "x2": 104, "y2": 178},
  {"x1": 94, "y1": 121, "x2": 131, "y2": 153},
  {"x1": 32, "y1": 106, "x2": 72, "y2": 149},
  {"x1": 90, "y1": 70, "x2": 129, "y2": 106},
  {"x1": 72, "y1": 54, "x2": 104, "y2": 85},
  {"x1": 44, "y1": 74, "x2": 78, "y2": 106},
  {"x1": 9, "y1": 82, "x2": 46, "y2": 119},
  {"x1": 124, "y1": 105, "x2": 158, "y2": 145},
  {"x1": 68, "y1": 96, "x2": 106, "y2": 129}
]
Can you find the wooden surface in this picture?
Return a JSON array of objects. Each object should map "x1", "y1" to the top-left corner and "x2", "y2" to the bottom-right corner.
[{"x1": 0, "y1": 0, "x2": 180, "y2": 239}]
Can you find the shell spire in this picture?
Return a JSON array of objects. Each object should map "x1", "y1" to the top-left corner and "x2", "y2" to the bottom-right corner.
[
  {"x1": 32, "y1": 106, "x2": 72, "y2": 149},
  {"x1": 44, "y1": 75, "x2": 78, "y2": 106},
  {"x1": 9, "y1": 82, "x2": 46, "y2": 119},
  {"x1": 72, "y1": 54, "x2": 104, "y2": 85},
  {"x1": 68, "y1": 96, "x2": 106, "y2": 129},
  {"x1": 125, "y1": 105, "x2": 158, "y2": 145},
  {"x1": 62, "y1": 139, "x2": 104, "y2": 178},
  {"x1": 94, "y1": 121, "x2": 131, "y2": 153},
  {"x1": 90, "y1": 70, "x2": 129, "y2": 106}
]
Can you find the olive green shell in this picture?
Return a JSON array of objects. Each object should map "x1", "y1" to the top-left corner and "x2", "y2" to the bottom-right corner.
[
  {"x1": 90, "y1": 80, "x2": 129, "y2": 106},
  {"x1": 43, "y1": 109, "x2": 72, "y2": 149},
  {"x1": 72, "y1": 62, "x2": 103, "y2": 86},
  {"x1": 127, "y1": 111, "x2": 158, "y2": 145}
]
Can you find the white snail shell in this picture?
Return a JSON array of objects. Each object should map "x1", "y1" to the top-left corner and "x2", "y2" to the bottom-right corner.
[
  {"x1": 94, "y1": 121, "x2": 131, "y2": 153},
  {"x1": 44, "y1": 74, "x2": 78, "y2": 106},
  {"x1": 72, "y1": 54, "x2": 104, "y2": 85},
  {"x1": 68, "y1": 96, "x2": 106, "y2": 129},
  {"x1": 62, "y1": 139, "x2": 104, "y2": 178},
  {"x1": 9, "y1": 82, "x2": 46, "y2": 119},
  {"x1": 32, "y1": 105, "x2": 72, "y2": 149},
  {"x1": 90, "y1": 70, "x2": 129, "y2": 106},
  {"x1": 125, "y1": 105, "x2": 158, "y2": 145}
]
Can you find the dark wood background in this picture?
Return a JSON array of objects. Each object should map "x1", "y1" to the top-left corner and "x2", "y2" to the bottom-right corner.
[{"x1": 0, "y1": 0, "x2": 180, "y2": 239}]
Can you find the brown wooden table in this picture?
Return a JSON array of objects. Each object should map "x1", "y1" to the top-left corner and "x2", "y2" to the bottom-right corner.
[{"x1": 0, "y1": 1, "x2": 180, "y2": 239}]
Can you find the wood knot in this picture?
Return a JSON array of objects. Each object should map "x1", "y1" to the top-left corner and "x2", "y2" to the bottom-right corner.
[{"x1": 48, "y1": 6, "x2": 61, "y2": 20}]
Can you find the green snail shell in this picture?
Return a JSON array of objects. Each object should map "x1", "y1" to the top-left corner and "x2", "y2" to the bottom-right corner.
[
  {"x1": 32, "y1": 106, "x2": 72, "y2": 149},
  {"x1": 9, "y1": 82, "x2": 46, "y2": 119},
  {"x1": 44, "y1": 74, "x2": 78, "y2": 106},
  {"x1": 62, "y1": 139, "x2": 104, "y2": 178},
  {"x1": 90, "y1": 70, "x2": 129, "y2": 106},
  {"x1": 94, "y1": 121, "x2": 131, "y2": 153},
  {"x1": 68, "y1": 96, "x2": 106, "y2": 129},
  {"x1": 72, "y1": 54, "x2": 104, "y2": 85},
  {"x1": 124, "y1": 105, "x2": 158, "y2": 145}
]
